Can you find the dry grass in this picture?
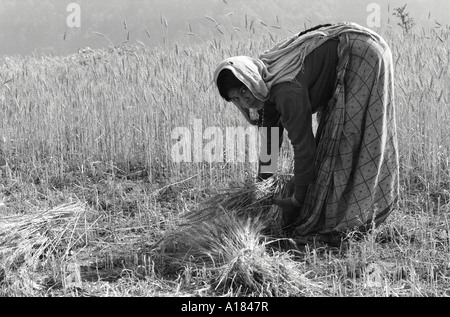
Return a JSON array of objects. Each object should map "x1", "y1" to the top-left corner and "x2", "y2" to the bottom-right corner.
[
  {"x1": 156, "y1": 212, "x2": 322, "y2": 296},
  {"x1": 1, "y1": 20, "x2": 450, "y2": 297},
  {"x1": 0, "y1": 203, "x2": 90, "y2": 295},
  {"x1": 149, "y1": 175, "x2": 325, "y2": 296}
]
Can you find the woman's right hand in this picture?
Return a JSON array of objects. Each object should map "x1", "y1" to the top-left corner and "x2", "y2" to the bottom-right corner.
[{"x1": 273, "y1": 197, "x2": 302, "y2": 229}]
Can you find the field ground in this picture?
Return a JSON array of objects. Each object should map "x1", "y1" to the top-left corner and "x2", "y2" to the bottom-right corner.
[
  {"x1": 1, "y1": 25, "x2": 450, "y2": 297},
  {"x1": 1, "y1": 167, "x2": 450, "y2": 297}
]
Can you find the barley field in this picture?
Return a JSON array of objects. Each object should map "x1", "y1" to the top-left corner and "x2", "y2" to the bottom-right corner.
[{"x1": 1, "y1": 22, "x2": 450, "y2": 298}]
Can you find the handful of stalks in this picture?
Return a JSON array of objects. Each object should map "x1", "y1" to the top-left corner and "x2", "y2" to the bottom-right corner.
[
  {"x1": 182, "y1": 175, "x2": 285, "y2": 229},
  {"x1": 153, "y1": 174, "x2": 321, "y2": 296}
]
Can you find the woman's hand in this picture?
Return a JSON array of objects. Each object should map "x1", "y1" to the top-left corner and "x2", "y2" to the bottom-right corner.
[{"x1": 273, "y1": 196, "x2": 303, "y2": 229}]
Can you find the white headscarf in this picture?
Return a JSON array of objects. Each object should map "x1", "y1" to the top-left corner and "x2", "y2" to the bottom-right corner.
[{"x1": 213, "y1": 56, "x2": 268, "y2": 125}]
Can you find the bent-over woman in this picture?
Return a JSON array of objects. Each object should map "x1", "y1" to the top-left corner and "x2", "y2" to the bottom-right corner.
[{"x1": 213, "y1": 22, "x2": 399, "y2": 244}]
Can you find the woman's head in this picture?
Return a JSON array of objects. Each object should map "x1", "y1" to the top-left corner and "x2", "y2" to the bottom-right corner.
[
  {"x1": 216, "y1": 69, "x2": 245, "y2": 101},
  {"x1": 213, "y1": 56, "x2": 269, "y2": 124},
  {"x1": 216, "y1": 69, "x2": 265, "y2": 110},
  {"x1": 213, "y1": 56, "x2": 270, "y2": 101}
]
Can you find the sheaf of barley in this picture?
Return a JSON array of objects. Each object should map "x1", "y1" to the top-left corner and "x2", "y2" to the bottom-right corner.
[{"x1": 152, "y1": 174, "x2": 321, "y2": 296}]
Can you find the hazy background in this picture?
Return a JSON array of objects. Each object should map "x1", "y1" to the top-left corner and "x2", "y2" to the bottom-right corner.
[{"x1": 0, "y1": 0, "x2": 448, "y2": 56}]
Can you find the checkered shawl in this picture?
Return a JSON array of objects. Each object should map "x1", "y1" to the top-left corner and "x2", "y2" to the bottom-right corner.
[{"x1": 291, "y1": 31, "x2": 400, "y2": 244}]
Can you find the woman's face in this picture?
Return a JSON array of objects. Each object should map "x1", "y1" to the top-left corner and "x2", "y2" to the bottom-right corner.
[{"x1": 228, "y1": 86, "x2": 265, "y2": 110}]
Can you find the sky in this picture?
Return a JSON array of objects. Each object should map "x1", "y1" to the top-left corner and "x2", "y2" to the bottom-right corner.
[{"x1": 0, "y1": 0, "x2": 448, "y2": 56}]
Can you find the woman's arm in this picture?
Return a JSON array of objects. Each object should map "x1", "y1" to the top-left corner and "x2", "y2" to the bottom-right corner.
[{"x1": 270, "y1": 82, "x2": 316, "y2": 204}]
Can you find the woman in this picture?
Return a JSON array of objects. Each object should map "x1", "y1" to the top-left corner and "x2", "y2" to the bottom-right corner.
[{"x1": 213, "y1": 22, "x2": 399, "y2": 244}]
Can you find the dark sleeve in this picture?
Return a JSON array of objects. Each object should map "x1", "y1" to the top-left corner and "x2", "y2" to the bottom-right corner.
[
  {"x1": 270, "y1": 82, "x2": 316, "y2": 187},
  {"x1": 295, "y1": 38, "x2": 338, "y2": 111}
]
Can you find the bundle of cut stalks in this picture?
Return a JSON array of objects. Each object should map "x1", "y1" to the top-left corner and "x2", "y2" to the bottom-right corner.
[
  {"x1": 154, "y1": 175, "x2": 322, "y2": 296},
  {"x1": 0, "y1": 203, "x2": 87, "y2": 278},
  {"x1": 182, "y1": 174, "x2": 293, "y2": 228}
]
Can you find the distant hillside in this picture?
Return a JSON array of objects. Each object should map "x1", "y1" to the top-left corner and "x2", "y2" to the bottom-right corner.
[{"x1": 0, "y1": 0, "x2": 448, "y2": 56}]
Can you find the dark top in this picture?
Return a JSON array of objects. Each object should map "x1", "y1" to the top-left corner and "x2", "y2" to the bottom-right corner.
[{"x1": 258, "y1": 38, "x2": 339, "y2": 191}]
